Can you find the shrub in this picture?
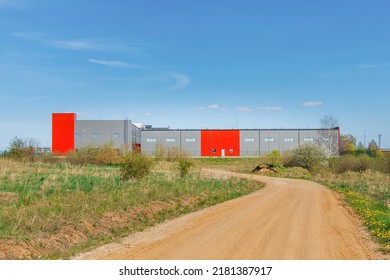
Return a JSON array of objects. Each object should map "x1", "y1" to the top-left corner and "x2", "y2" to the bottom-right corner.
[
  {"x1": 176, "y1": 159, "x2": 194, "y2": 178},
  {"x1": 120, "y1": 153, "x2": 153, "y2": 180},
  {"x1": 329, "y1": 154, "x2": 371, "y2": 174},
  {"x1": 7, "y1": 137, "x2": 36, "y2": 162},
  {"x1": 67, "y1": 144, "x2": 122, "y2": 165},
  {"x1": 266, "y1": 150, "x2": 282, "y2": 167},
  {"x1": 284, "y1": 143, "x2": 327, "y2": 171}
]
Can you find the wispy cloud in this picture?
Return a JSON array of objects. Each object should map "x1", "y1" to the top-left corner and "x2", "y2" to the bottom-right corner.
[
  {"x1": 165, "y1": 72, "x2": 191, "y2": 90},
  {"x1": 12, "y1": 32, "x2": 139, "y2": 53},
  {"x1": 88, "y1": 59, "x2": 143, "y2": 69},
  {"x1": 195, "y1": 104, "x2": 227, "y2": 111},
  {"x1": 256, "y1": 106, "x2": 283, "y2": 111},
  {"x1": 302, "y1": 101, "x2": 323, "y2": 107},
  {"x1": 237, "y1": 106, "x2": 283, "y2": 112},
  {"x1": 237, "y1": 106, "x2": 255, "y2": 112},
  {"x1": 51, "y1": 40, "x2": 104, "y2": 51}
]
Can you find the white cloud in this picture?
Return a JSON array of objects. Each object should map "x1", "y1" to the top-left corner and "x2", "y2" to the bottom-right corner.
[
  {"x1": 256, "y1": 106, "x2": 283, "y2": 111},
  {"x1": 51, "y1": 40, "x2": 102, "y2": 51},
  {"x1": 194, "y1": 106, "x2": 206, "y2": 111},
  {"x1": 194, "y1": 104, "x2": 227, "y2": 111},
  {"x1": 208, "y1": 104, "x2": 220, "y2": 110},
  {"x1": 302, "y1": 101, "x2": 323, "y2": 107},
  {"x1": 88, "y1": 59, "x2": 143, "y2": 69},
  {"x1": 165, "y1": 72, "x2": 191, "y2": 90},
  {"x1": 237, "y1": 106, "x2": 255, "y2": 112}
]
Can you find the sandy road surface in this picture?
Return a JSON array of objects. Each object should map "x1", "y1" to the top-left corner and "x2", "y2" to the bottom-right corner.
[{"x1": 74, "y1": 169, "x2": 381, "y2": 260}]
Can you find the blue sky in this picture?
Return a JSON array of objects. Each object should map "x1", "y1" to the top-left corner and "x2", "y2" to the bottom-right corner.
[{"x1": 1, "y1": 0, "x2": 390, "y2": 150}]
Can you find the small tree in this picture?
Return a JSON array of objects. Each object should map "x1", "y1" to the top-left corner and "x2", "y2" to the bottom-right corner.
[
  {"x1": 318, "y1": 115, "x2": 339, "y2": 156},
  {"x1": 7, "y1": 137, "x2": 37, "y2": 162},
  {"x1": 367, "y1": 140, "x2": 379, "y2": 157},
  {"x1": 176, "y1": 159, "x2": 194, "y2": 179},
  {"x1": 120, "y1": 153, "x2": 153, "y2": 180},
  {"x1": 266, "y1": 150, "x2": 282, "y2": 167},
  {"x1": 285, "y1": 143, "x2": 327, "y2": 171}
]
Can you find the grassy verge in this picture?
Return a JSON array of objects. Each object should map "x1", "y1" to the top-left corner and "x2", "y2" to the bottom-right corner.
[{"x1": 0, "y1": 159, "x2": 264, "y2": 259}]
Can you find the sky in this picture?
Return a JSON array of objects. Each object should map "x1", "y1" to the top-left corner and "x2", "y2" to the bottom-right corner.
[{"x1": 0, "y1": 0, "x2": 390, "y2": 150}]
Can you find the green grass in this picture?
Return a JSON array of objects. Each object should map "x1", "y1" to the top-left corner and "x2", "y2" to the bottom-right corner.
[{"x1": 0, "y1": 159, "x2": 264, "y2": 259}]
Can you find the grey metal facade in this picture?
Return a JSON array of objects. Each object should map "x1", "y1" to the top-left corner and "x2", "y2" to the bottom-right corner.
[
  {"x1": 75, "y1": 120, "x2": 140, "y2": 150},
  {"x1": 141, "y1": 130, "x2": 201, "y2": 156},
  {"x1": 141, "y1": 128, "x2": 340, "y2": 157}
]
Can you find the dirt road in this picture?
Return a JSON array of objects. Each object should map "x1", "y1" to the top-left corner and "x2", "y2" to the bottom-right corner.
[{"x1": 73, "y1": 169, "x2": 381, "y2": 260}]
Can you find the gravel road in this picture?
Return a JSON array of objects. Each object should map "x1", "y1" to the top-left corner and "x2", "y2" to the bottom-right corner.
[{"x1": 73, "y1": 169, "x2": 381, "y2": 260}]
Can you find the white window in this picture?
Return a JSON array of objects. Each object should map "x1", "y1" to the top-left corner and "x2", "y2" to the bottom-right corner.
[
  {"x1": 304, "y1": 137, "x2": 314, "y2": 142},
  {"x1": 229, "y1": 149, "x2": 234, "y2": 153},
  {"x1": 245, "y1": 137, "x2": 255, "y2": 142},
  {"x1": 166, "y1": 138, "x2": 176, "y2": 142},
  {"x1": 264, "y1": 137, "x2": 275, "y2": 142},
  {"x1": 284, "y1": 137, "x2": 294, "y2": 142},
  {"x1": 92, "y1": 133, "x2": 99, "y2": 138},
  {"x1": 75, "y1": 133, "x2": 81, "y2": 138},
  {"x1": 113, "y1": 133, "x2": 120, "y2": 138},
  {"x1": 146, "y1": 138, "x2": 156, "y2": 143},
  {"x1": 185, "y1": 138, "x2": 196, "y2": 142}
]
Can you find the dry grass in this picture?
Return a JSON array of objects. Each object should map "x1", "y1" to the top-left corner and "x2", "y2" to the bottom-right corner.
[{"x1": 0, "y1": 158, "x2": 264, "y2": 259}]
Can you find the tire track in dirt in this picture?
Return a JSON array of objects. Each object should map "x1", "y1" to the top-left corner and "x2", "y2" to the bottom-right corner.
[{"x1": 73, "y1": 169, "x2": 382, "y2": 260}]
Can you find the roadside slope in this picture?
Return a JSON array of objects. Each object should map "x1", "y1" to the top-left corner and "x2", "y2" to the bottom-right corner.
[{"x1": 74, "y1": 169, "x2": 381, "y2": 260}]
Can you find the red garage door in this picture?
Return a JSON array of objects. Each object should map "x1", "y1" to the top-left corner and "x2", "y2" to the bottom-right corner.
[{"x1": 201, "y1": 130, "x2": 240, "y2": 157}]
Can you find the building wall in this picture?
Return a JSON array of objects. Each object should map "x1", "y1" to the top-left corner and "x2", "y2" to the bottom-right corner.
[
  {"x1": 74, "y1": 120, "x2": 137, "y2": 150},
  {"x1": 141, "y1": 128, "x2": 340, "y2": 157},
  {"x1": 141, "y1": 130, "x2": 201, "y2": 156},
  {"x1": 52, "y1": 113, "x2": 76, "y2": 154}
]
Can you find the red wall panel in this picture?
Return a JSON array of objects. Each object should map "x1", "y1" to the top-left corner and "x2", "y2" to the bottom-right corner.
[
  {"x1": 52, "y1": 113, "x2": 76, "y2": 154},
  {"x1": 201, "y1": 130, "x2": 240, "y2": 157}
]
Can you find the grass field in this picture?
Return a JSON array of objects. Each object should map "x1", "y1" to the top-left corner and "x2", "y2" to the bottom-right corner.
[{"x1": 0, "y1": 158, "x2": 264, "y2": 259}]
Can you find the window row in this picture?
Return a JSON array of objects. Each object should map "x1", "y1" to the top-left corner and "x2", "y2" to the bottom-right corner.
[
  {"x1": 244, "y1": 137, "x2": 315, "y2": 142},
  {"x1": 146, "y1": 138, "x2": 196, "y2": 143},
  {"x1": 75, "y1": 133, "x2": 121, "y2": 138}
]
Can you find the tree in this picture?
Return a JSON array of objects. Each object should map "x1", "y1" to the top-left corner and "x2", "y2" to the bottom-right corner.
[
  {"x1": 340, "y1": 134, "x2": 356, "y2": 154},
  {"x1": 318, "y1": 115, "x2": 339, "y2": 156},
  {"x1": 367, "y1": 140, "x2": 379, "y2": 157},
  {"x1": 355, "y1": 142, "x2": 365, "y2": 156},
  {"x1": 7, "y1": 137, "x2": 37, "y2": 162},
  {"x1": 285, "y1": 143, "x2": 327, "y2": 171}
]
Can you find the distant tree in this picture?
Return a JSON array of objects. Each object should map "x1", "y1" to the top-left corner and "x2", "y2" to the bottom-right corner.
[
  {"x1": 367, "y1": 140, "x2": 379, "y2": 157},
  {"x1": 7, "y1": 137, "x2": 37, "y2": 162},
  {"x1": 340, "y1": 134, "x2": 356, "y2": 155},
  {"x1": 318, "y1": 115, "x2": 339, "y2": 156},
  {"x1": 355, "y1": 142, "x2": 365, "y2": 156}
]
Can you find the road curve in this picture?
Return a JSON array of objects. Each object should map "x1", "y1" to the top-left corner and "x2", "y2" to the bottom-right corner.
[{"x1": 73, "y1": 169, "x2": 381, "y2": 260}]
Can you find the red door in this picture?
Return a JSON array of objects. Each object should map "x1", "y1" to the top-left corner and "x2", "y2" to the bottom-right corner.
[{"x1": 201, "y1": 130, "x2": 240, "y2": 157}]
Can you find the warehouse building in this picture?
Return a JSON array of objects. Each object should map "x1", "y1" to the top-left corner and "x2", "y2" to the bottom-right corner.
[
  {"x1": 52, "y1": 113, "x2": 340, "y2": 156},
  {"x1": 52, "y1": 113, "x2": 140, "y2": 154}
]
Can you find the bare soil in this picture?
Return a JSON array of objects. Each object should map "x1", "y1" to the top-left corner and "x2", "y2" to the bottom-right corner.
[{"x1": 73, "y1": 169, "x2": 384, "y2": 260}]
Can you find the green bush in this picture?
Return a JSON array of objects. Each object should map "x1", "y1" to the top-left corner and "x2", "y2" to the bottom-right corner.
[
  {"x1": 176, "y1": 159, "x2": 194, "y2": 178},
  {"x1": 284, "y1": 143, "x2": 327, "y2": 171},
  {"x1": 266, "y1": 150, "x2": 282, "y2": 167},
  {"x1": 120, "y1": 153, "x2": 153, "y2": 180}
]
